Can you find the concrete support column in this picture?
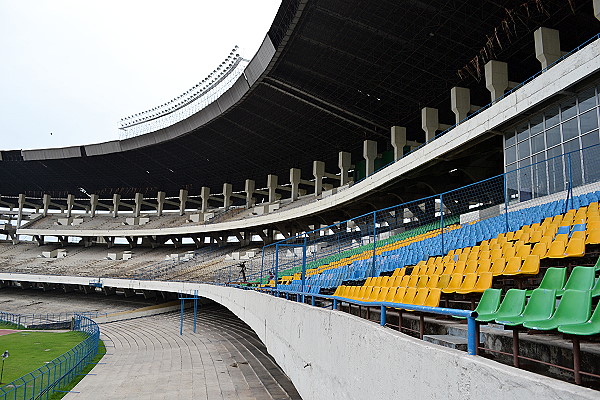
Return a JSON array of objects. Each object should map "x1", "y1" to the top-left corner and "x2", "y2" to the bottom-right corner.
[
  {"x1": 245, "y1": 179, "x2": 255, "y2": 209},
  {"x1": 179, "y1": 189, "x2": 188, "y2": 215},
  {"x1": 595, "y1": 0, "x2": 600, "y2": 21},
  {"x1": 290, "y1": 168, "x2": 301, "y2": 201},
  {"x1": 134, "y1": 193, "x2": 143, "y2": 217},
  {"x1": 66, "y1": 194, "x2": 75, "y2": 218},
  {"x1": 534, "y1": 27, "x2": 561, "y2": 69},
  {"x1": 90, "y1": 194, "x2": 98, "y2": 217},
  {"x1": 200, "y1": 187, "x2": 210, "y2": 213},
  {"x1": 157, "y1": 191, "x2": 165, "y2": 216},
  {"x1": 313, "y1": 161, "x2": 325, "y2": 195},
  {"x1": 338, "y1": 152, "x2": 351, "y2": 185},
  {"x1": 17, "y1": 194, "x2": 25, "y2": 229},
  {"x1": 223, "y1": 183, "x2": 232, "y2": 210},
  {"x1": 422, "y1": 107, "x2": 441, "y2": 142},
  {"x1": 42, "y1": 194, "x2": 51, "y2": 217},
  {"x1": 485, "y1": 60, "x2": 508, "y2": 102},
  {"x1": 451, "y1": 87, "x2": 470, "y2": 124},
  {"x1": 112, "y1": 194, "x2": 121, "y2": 218},
  {"x1": 363, "y1": 140, "x2": 377, "y2": 177},
  {"x1": 391, "y1": 126, "x2": 407, "y2": 161},
  {"x1": 267, "y1": 175, "x2": 278, "y2": 203}
]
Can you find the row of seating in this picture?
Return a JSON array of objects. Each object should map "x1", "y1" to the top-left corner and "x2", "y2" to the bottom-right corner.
[{"x1": 333, "y1": 285, "x2": 441, "y2": 308}]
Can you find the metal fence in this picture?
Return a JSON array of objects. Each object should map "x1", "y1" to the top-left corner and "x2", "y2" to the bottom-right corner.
[
  {"x1": 0, "y1": 314, "x2": 100, "y2": 400},
  {"x1": 260, "y1": 144, "x2": 600, "y2": 290}
]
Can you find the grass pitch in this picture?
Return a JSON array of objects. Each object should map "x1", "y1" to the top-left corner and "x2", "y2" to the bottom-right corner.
[{"x1": 0, "y1": 331, "x2": 87, "y2": 384}]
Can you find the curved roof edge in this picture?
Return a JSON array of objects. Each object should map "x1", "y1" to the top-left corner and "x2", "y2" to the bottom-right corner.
[{"x1": 18, "y1": 35, "x2": 277, "y2": 162}]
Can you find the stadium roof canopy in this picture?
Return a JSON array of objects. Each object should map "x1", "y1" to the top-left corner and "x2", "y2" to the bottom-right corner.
[{"x1": 1, "y1": 0, "x2": 598, "y2": 198}]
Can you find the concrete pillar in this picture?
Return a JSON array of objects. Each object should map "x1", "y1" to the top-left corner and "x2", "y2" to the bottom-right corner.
[
  {"x1": 112, "y1": 194, "x2": 121, "y2": 218},
  {"x1": 245, "y1": 179, "x2": 255, "y2": 209},
  {"x1": 200, "y1": 187, "x2": 210, "y2": 213},
  {"x1": 223, "y1": 183, "x2": 232, "y2": 210},
  {"x1": 391, "y1": 126, "x2": 407, "y2": 161},
  {"x1": 421, "y1": 107, "x2": 439, "y2": 142},
  {"x1": 313, "y1": 161, "x2": 325, "y2": 195},
  {"x1": 267, "y1": 175, "x2": 278, "y2": 203},
  {"x1": 42, "y1": 194, "x2": 51, "y2": 217},
  {"x1": 290, "y1": 168, "x2": 301, "y2": 201},
  {"x1": 134, "y1": 193, "x2": 143, "y2": 217},
  {"x1": 66, "y1": 194, "x2": 75, "y2": 218},
  {"x1": 90, "y1": 194, "x2": 98, "y2": 217},
  {"x1": 363, "y1": 140, "x2": 377, "y2": 177},
  {"x1": 157, "y1": 191, "x2": 165, "y2": 216},
  {"x1": 17, "y1": 194, "x2": 25, "y2": 229},
  {"x1": 451, "y1": 87, "x2": 470, "y2": 124},
  {"x1": 485, "y1": 60, "x2": 508, "y2": 102},
  {"x1": 179, "y1": 189, "x2": 188, "y2": 215},
  {"x1": 338, "y1": 152, "x2": 351, "y2": 185},
  {"x1": 534, "y1": 27, "x2": 561, "y2": 69},
  {"x1": 595, "y1": 0, "x2": 600, "y2": 21}
]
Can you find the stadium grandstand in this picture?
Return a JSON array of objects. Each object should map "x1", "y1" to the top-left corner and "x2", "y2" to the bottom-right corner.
[{"x1": 1, "y1": 0, "x2": 600, "y2": 398}]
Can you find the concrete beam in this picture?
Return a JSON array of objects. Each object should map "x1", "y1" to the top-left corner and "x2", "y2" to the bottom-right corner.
[
  {"x1": 363, "y1": 140, "x2": 377, "y2": 177},
  {"x1": 534, "y1": 27, "x2": 561, "y2": 69},
  {"x1": 338, "y1": 152, "x2": 351, "y2": 185}
]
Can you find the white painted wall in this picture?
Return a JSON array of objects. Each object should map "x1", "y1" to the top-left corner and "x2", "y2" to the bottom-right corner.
[{"x1": 0, "y1": 273, "x2": 597, "y2": 400}]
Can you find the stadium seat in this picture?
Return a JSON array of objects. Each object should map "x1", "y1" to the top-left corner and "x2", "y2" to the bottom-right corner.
[
  {"x1": 394, "y1": 287, "x2": 407, "y2": 303},
  {"x1": 496, "y1": 289, "x2": 557, "y2": 326},
  {"x1": 476, "y1": 289, "x2": 527, "y2": 322},
  {"x1": 522, "y1": 290, "x2": 592, "y2": 331},
  {"x1": 490, "y1": 258, "x2": 506, "y2": 276},
  {"x1": 457, "y1": 272, "x2": 492, "y2": 294},
  {"x1": 564, "y1": 238, "x2": 585, "y2": 257},
  {"x1": 442, "y1": 273, "x2": 464, "y2": 293},
  {"x1": 558, "y1": 304, "x2": 600, "y2": 336},
  {"x1": 557, "y1": 266, "x2": 596, "y2": 296},
  {"x1": 423, "y1": 288, "x2": 441, "y2": 308},
  {"x1": 546, "y1": 239, "x2": 567, "y2": 258}
]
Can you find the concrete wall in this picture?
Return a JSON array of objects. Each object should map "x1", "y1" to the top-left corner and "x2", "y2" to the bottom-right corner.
[{"x1": 0, "y1": 273, "x2": 597, "y2": 400}]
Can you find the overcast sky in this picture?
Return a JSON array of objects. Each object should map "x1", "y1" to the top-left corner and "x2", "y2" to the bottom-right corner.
[{"x1": 0, "y1": 0, "x2": 281, "y2": 150}]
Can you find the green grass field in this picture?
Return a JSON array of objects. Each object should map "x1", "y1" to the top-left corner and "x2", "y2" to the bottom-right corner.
[{"x1": 0, "y1": 331, "x2": 87, "y2": 384}]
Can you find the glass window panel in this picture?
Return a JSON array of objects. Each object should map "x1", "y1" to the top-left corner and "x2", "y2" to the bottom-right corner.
[
  {"x1": 544, "y1": 105, "x2": 560, "y2": 128},
  {"x1": 580, "y1": 109, "x2": 599, "y2": 134},
  {"x1": 582, "y1": 142, "x2": 600, "y2": 184},
  {"x1": 562, "y1": 117, "x2": 579, "y2": 141},
  {"x1": 568, "y1": 151, "x2": 583, "y2": 189},
  {"x1": 545, "y1": 126, "x2": 561, "y2": 148},
  {"x1": 533, "y1": 155, "x2": 548, "y2": 198},
  {"x1": 516, "y1": 124, "x2": 529, "y2": 142},
  {"x1": 517, "y1": 140, "x2": 530, "y2": 159},
  {"x1": 529, "y1": 116, "x2": 543, "y2": 136},
  {"x1": 506, "y1": 162, "x2": 517, "y2": 173},
  {"x1": 581, "y1": 130, "x2": 600, "y2": 148},
  {"x1": 531, "y1": 133, "x2": 545, "y2": 154},
  {"x1": 505, "y1": 131, "x2": 516, "y2": 147},
  {"x1": 505, "y1": 145, "x2": 516, "y2": 164},
  {"x1": 561, "y1": 98, "x2": 577, "y2": 121},
  {"x1": 518, "y1": 159, "x2": 533, "y2": 201},
  {"x1": 579, "y1": 87, "x2": 597, "y2": 113},
  {"x1": 547, "y1": 146, "x2": 564, "y2": 193},
  {"x1": 505, "y1": 170, "x2": 519, "y2": 202},
  {"x1": 563, "y1": 138, "x2": 579, "y2": 153}
]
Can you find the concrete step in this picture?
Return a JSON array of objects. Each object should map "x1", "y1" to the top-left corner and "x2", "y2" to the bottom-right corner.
[{"x1": 423, "y1": 334, "x2": 468, "y2": 351}]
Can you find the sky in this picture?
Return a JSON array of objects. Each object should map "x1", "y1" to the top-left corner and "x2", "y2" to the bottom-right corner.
[{"x1": 0, "y1": 0, "x2": 282, "y2": 150}]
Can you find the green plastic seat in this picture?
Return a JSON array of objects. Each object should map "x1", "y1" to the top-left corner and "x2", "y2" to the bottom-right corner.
[
  {"x1": 558, "y1": 304, "x2": 600, "y2": 336},
  {"x1": 557, "y1": 266, "x2": 596, "y2": 296},
  {"x1": 455, "y1": 288, "x2": 502, "y2": 320},
  {"x1": 495, "y1": 289, "x2": 556, "y2": 326},
  {"x1": 593, "y1": 278, "x2": 600, "y2": 298},
  {"x1": 525, "y1": 267, "x2": 566, "y2": 296},
  {"x1": 523, "y1": 290, "x2": 592, "y2": 331},
  {"x1": 594, "y1": 256, "x2": 600, "y2": 272},
  {"x1": 477, "y1": 289, "x2": 526, "y2": 322}
]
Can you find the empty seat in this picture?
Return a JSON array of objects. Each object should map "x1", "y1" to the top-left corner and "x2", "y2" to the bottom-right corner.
[
  {"x1": 546, "y1": 239, "x2": 567, "y2": 258},
  {"x1": 523, "y1": 290, "x2": 592, "y2": 331},
  {"x1": 558, "y1": 303, "x2": 600, "y2": 336},
  {"x1": 502, "y1": 257, "x2": 523, "y2": 275},
  {"x1": 490, "y1": 258, "x2": 506, "y2": 276},
  {"x1": 496, "y1": 289, "x2": 557, "y2": 326},
  {"x1": 564, "y1": 237, "x2": 585, "y2": 257},
  {"x1": 436, "y1": 274, "x2": 452, "y2": 289},
  {"x1": 477, "y1": 258, "x2": 492, "y2": 273},
  {"x1": 457, "y1": 272, "x2": 493, "y2": 294},
  {"x1": 441, "y1": 273, "x2": 464, "y2": 293},
  {"x1": 557, "y1": 266, "x2": 596, "y2": 296},
  {"x1": 476, "y1": 289, "x2": 527, "y2": 322}
]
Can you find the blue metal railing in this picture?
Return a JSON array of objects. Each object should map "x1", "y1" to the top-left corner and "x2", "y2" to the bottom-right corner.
[
  {"x1": 258, "y1": 287, "x2": 478, "y2": 355},
  {"x1": 0, "y1": 314, "x2": 100, "y2": 400}
]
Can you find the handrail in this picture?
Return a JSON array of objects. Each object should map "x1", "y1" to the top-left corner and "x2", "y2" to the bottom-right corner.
[{"x1": 258, "y1": 286, "x2": 478, "y2": 355}]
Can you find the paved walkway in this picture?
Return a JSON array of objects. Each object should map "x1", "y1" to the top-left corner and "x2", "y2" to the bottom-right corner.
[{"x1": 64, "y1": 305, "x2": 301, "y2": 400}]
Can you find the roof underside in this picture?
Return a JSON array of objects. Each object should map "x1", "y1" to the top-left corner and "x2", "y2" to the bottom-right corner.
[{"x1": 1, "y1": 0, "x2": 598, "y2": 197}]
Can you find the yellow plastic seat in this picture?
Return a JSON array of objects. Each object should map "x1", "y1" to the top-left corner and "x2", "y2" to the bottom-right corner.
[
  {"x1": 376, "y1": 287, "x2": 390, "y2": 302},
  {"x1": 333, "y1": 285, "x2": 344, "y2": 296},
  {"x1": 390, "y1": 275, "x2": 404, "y2": 287},
  {"x1": 380, "y1": 276, "x2": 391, "y2": 287},
  {"x1": 478, "y1": 250, "x2": 491, "y2": 260},
  {"x1": 477, "y1": 258, "x2": 492, "y2": 273},
  {"x1": 490, "y1": 248, "x2": 503, "y2": 260},
  {"x1": 436, "y1": 274, "x2": 452, "y2": 289},
  {"x1": 441, "y1": 262, "x2": 455, "y2": 275},
  {"x1": 431, "y1": 263, "x2": 445, "y2": 275},
  {"x1": 426, "y1": 275, "x2": 440, "y2": 288},
  {"x1": 423, "y1": 288, "x2": 441, "y2": 308},
  {"x1": 392, "y1": 268, "x2": 406, "y2": 277},
  {"x1": 586, "y1": 228, "x2": 600, "y2": 245},
  {"x1": 402, "y1": 287, "x2": 418, "y2": 304},
  {"x1": 505, "y1": 231, "x2": 515, "y2": 241},
  {"x1": 384, "y1": 287, "x2": 397, "y2": 302},
  {"x1": 454, "y1": 273, "x2": 478, "y2": 293},
  {"x1": 564, "y1": 237, "x2": 585, "y2": 257},
  {"x1": 518, "y1": 254, "x2": 540, "y2": 275},
  {"x1": 570, "y1": 230, "x2": 586, "y2": 241},
  {"x1": 502, "y1": 257, "x2": 523, "y2": 275},
  {"x1": 528, "y1": 230, "x2": 543, "y2": 244},
  {"x1": 364, "y1": 277, "x2": 374, "y2": 286},
  {"x1": 454, "y1": 261, "x2": 467, "y2": 275},
  {"x1": 531, "y1": 242, "x2": 548, "y2": 258},
  {"x1": 554, "y1": 233, "x2": 569, "y2": 243},
  {"x1": 365, "y1": 286, "x2": 379, "y2": 301},
  {"x1": 491, "y1": 258, "x2": 506, "y2": 276},
  {"x1": 393, "y1": 287, "x2": 407, "y2": 303},
  {"x1": 546, "y1": 240, "x2": 567, "y2": 258},
  {"x1": 502, "y1": 244, "x2": 516, "y2": 259},
  {"x1": 442, "y1": 273, "x2": 464, "y2": 294},
  {"x1": 412, "y1": 288, "x2": 429, "y2": 306},
  {"x1": 407, "y1": 275, "x2": 419, "y2": 287},
  {"x1": 399, "y1": 275, "x2": 410, "y2": 287},
  {"x1": 416, "y1": 275, "x2": 429, "y2": 288},
  {"x1": 515, "y1": 244, "x2": 532, "y2": 259},
  {"x1": 465, "y1": 260, "x2": 478, "y2": 274},
  {"x1": 457, "y1": 272, "x2": 492, "y2": 294}
]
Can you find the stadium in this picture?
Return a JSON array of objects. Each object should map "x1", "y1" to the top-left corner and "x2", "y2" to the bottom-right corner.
[{"x1": 1, "y1": 0, "x2": 600, "y2": 398}]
